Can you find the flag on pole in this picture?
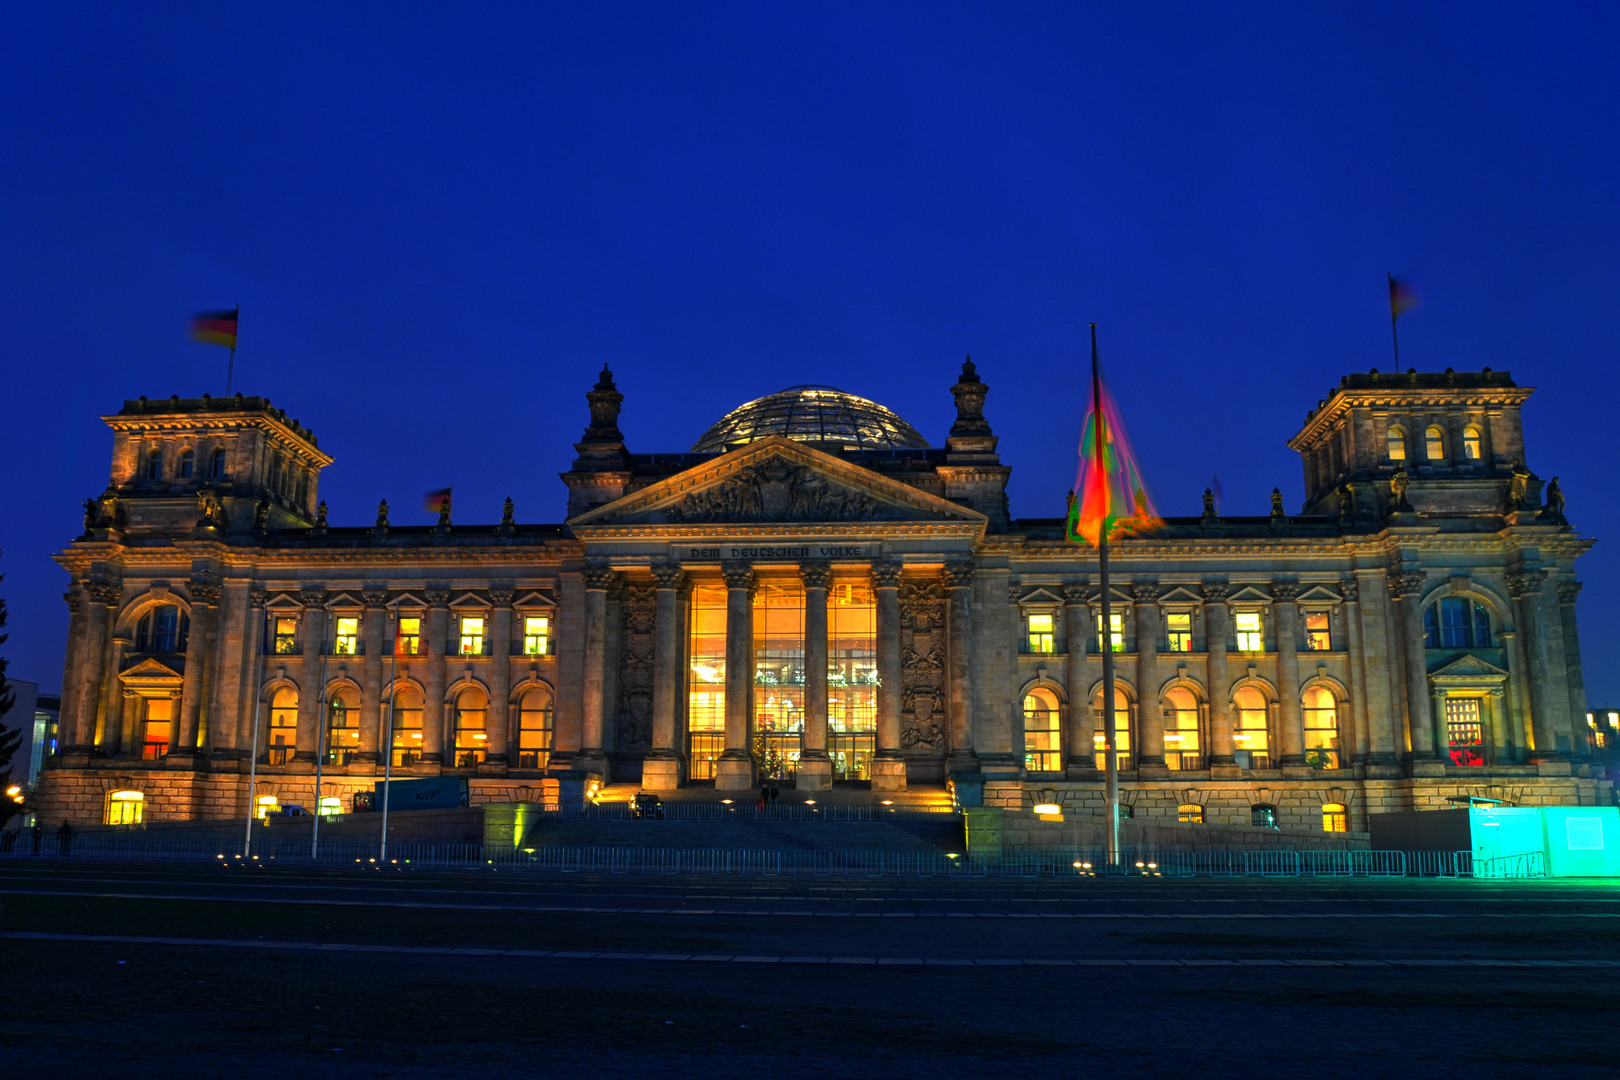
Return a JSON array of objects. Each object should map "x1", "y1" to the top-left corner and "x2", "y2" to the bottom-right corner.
[
  {"x1": 422, "y1": 487, "x2": 452, "y2": 514},
  {"x1": 1066, "y1": 378, "x2": 1158, "y2": 546},
  {"x1": 191, "y1": 309, "x2": 239, "y2": 349},
  {"x1": 1388, "y1": 276, "x2": 1419, "y2": 321}
]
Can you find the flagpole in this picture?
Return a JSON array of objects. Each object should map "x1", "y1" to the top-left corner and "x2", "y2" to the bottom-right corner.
[
  {"x1": 226, "y1": 304, "x2": 240, "y2": 395},
  {"x1": 1387, "y1": 274, "x2": 1401, "y2": 367},
  {"x1": 243, "y1": 608, "x2": 267, "y2": 858},
  {"x1": 311, "y1": 621, "x2": 329, "y2": 861},
  {"x1": 381, "y1": 642, "x2": 396, "y2": 863},
  {"x1": 1091, "y1": 323, "x2": 1120, "y2": 867}
]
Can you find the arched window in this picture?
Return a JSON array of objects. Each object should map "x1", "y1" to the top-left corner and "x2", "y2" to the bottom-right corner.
[
  {"x1": 269, "y1": 454, "x2": 283, "y2": 492},
  {"x1": 1251, "y1": 803, "x2": 1278, "y2": 829},
  {"x1": 178, "y1": 449, "x2": 195, "y2": 479},
  {"x1": 1386, "y1": 426, "x2": 1407, "y2": 462},
  {"x1": 135, "y1": 604, "x2": 190, "y2": 653},
  {"x1": 326, "y1": 686, "x2": 361, "y2": 765},
  {"x1": 1232, "y1": 687, "x2": 1270, "y2": 769},
  {"x1": 209, "y1": 448, "x2": 227, "y2": 479},
  {"x1": 1303, "y1": 687, "x2": 1340, "y2": 769},
  {"x1": 391, "y1": 688, "x2": 424, "y2": 767},
  {"x1": 267, "y1": 688, "x2": 298, "y2": 765},
  {"x1": 144, "y1": 449, "x2": 163, "y2": 480},
  {"x1": 140, "y1": 697, "x2": 173, "y2": 760},
  {"x1": 1092, "y1": 686, "x2": 1132, "y2": 771},
  {"x1": 1164, "y1": 686, "x2": 1201, "y2": 770},
  {"x1": 1423, "y1": 596, "x2": 1493, "y2": 649},
  {"x1": 105, "y1": 790, "x2": 144, "y2": 825},
  {"x1": 1425, "y1": 425, "x2": 1445, "y2": 461},
  {"x1": 453, "y1": 687, "x2": 488, "y2": 767},
  {"x1": 1322, "y1": 803, "x2": 1349, "y2": 832},
  {"x1": 1022, "y1": 687, "x2": 1061, "y2": 773},
  {"x1": 1177, "y1": 803, "x2": 1204, "y2": 824},
  {"x1": 1462, "y1": 426, "x2": 1482, "y2": 460},
  {"x1": 517, "y1": 687, "x2": 554, "y2": 770}
]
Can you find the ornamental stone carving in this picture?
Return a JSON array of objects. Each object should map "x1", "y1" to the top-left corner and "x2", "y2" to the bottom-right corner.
[
  {"x1": 1505, "y1": 568, "x2": 1547, "y2": 597},
  {"x1": 375, "y1": 499, "x2": 390, "y2": 528},
  {"x1": 651, "y1": 563, "x2": 686, "y2": 590},
  {"x1": 1270, "y1": 581, "x2": 1301, "y2": 603},
  {"x1": 362, "y1": 585, "x2": 389, "y2": 608},
  {"x1": 666, "y1": 462, "x2": 891, "y2": 523},
  {"x1": 801, "y1": 561, "x2": 832, "y2": 590},
  {"x1": 299, "y1": 587, "x2": 328, "y2": 609},
  {"x1": 1201, "y1": 582, "x2": 1231, "y2": 604},
  {"x1": 899, "y1": 580, "x2": 946, "y2": 633},
  {"x1": 1388, "y1": 569, "x2": 1426, "y2": 597},
  {"x1": 488, "y1": 585, "x2": 515, "y2": 606},
  {"x1": 87, "y1": 581, "x2": 120, "y2": 606},
  {"x1": 942, "y1": 561, "x2": 975, "y2": 590},
  {"x1": 899, "y1": 575, "x2": 948, "y2": 752},
  {"x1": 615, "y1": 584, "x2": 656, "y2": 753},
  {"x1": 1340, "y1": 577, "x2": 1360, "y2": 604},
  {"x1": 190, "y1": 579, "x2": 222, "y2": 606},
  {"x1": 720, "y1": 563, "x2": 756, "y2": 592},
  {"x1": 63, "y1": 589, "x2": 81, "y2": 614},
  {"x1": 249, "y1": 588, "x2": 269, "y2": 608},
  {"x1": 196, "y1": 486, "x2": 226, "y2": 529},
  {"x1": 1131, "y1": 582, "x2": 1162, "y2": 604},
  {"x1": 424, "y1": 587, "x2": 451, "y2": 606},
  {"x1": 1556, "y1": 580, "x2": 1582, "y2": 605},
  {"x1": 582, "y1": 564, "x2": 616, "y2": 591},
  {"x1": 870, "y1": 561, "x2": 903, "y2": 589},
  {"x1": 1062, "y1": 582, "x2": 1091, "y2": 605}
]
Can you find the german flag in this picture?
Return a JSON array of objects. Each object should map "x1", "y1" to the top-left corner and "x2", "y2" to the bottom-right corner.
[{"x1": 191, "y1": 309, "x2": 239, "y2": 349}]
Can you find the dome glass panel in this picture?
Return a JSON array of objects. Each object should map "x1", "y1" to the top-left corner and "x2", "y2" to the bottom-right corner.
[{"x1": 691, "y1": 385, "x2": 931, "y2": 453}]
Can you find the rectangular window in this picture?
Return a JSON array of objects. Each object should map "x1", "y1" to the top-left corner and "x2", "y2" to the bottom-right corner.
[
  {"x1": 273, "y1": 616, "x2": 299, "y2": 654},
  {"x1": 828, "y1": 579, "x2": 876, "y2": 781},
  {"x1": 754, "y1": 579, "x2": 805, "y2": 782},
  {"x1": 1093, "y1": 694, "x2": 1131, "y2": 771},
  {"x1": 1445, "y1": 697, "x2": 1485, "y2": 767},
  {"x1": 396, "y1": 616, "x2": 421, "y2": 656},
  {"x1": 141, "y1": 697, "x2": 172, "y2": 761},
  {"x1": 1234, "y1": 611, "x2": 1264, "y2": 652},
  {"x1": 687, "y1": 582, "x2": 727, "y2": 781},
  {"x1": 1166, "y1": 612, "x2": 1193, "y2": 653},
  {"x1": 517, "y1": 693, "x2": 553, "y2": 770},
  {"x1": 1304, "y1": 612, "x2": 1331, "y2": 651},
  {"x1": 522, "y1": 615, "x2": 550, "y2": 656},
  {"x1": 1096, "y1": 612, "x2": 1125, "y2": 653},
  {"x1": 1027, "y1": 612, "x2": 1055, "y2": 654},
  {"x1": 332, "y1": 616, "x2": 359, "y2": 655},
  {"x1": 459, "y1": 616, "x2": 485, "y2": 656}
]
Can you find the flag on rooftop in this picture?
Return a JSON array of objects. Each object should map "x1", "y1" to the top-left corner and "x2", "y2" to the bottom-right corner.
[
  {"x1": 423, "y1": 487, "x2": 452, "y2": 514},
  {"x1": 1066, "y1": 376, "x2": 1158, "y2": 547},
  {"x1": 1388, "y1": 275, "x2": 1419, "y2": 321},
  {"x1": 191, "y1": 308, "x2": 239, "y2": 349}
]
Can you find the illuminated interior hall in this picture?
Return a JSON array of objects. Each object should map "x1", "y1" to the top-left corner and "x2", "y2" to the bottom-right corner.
[{"x1": 38, "y1": 359, "x2": 1608, "y2": 831}]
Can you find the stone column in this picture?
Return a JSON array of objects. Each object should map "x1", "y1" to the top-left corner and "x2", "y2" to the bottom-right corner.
[
  {"x1": 58, "y1": 588, "x2": 85, "y2": 757},
  {"x1": 486, "y1": 586, "x2": 514, "y2": 768},
  {"x1": 98, "y1": 634, "x2": 129, "y2": 753},
  {"x1": 420, "y1": 587, "x2": 451, "y2": 769},
  {"x1": 1389, "y1": 568, "x2": 1440, "y2": 771},
  {"x1": 715, "y1": 562, "x2": 756, "y2": 791},
  {"x1": 1557, "y1": 580, "x2": 1589, "y2": 761},
  {"x1": 1340, "y1": 578, "x2": 1371, "y2": 766},
  {"x1": 796, "y1": 562, "x2": 833, "y2": 791},
  {"x1": 238, "y1": 588, "x2": 270, "y2": 761},
  {"x1": 642, "y1": 564, "x2": 686, "y2": 791},
  {"x1": 1063, "y1": 582, "x2": 1094, "y2": 776},
  {"x1": 117, "y1": 690, "x2": 141, "y2": 758},
  {"x1": 206, "y1": 581, "x2": 249, "y2": 762},
  {"x1": 1511, "y1": 568, "x2": 1571, "y2": 766},
  {"x1": 1433, "y1": 688, "x2": 1452, "y2": 764},
  {"x1": 576, "y1": 565, "x2": 614, "y2": 775},
  {"x1": 175, "y1": 578, "x2": 220, "y2": 758},
  {"x1": 292, "y1": 588, "x2": 327, "y2": 762},
  {"x1": 944, "y1": 560, "x2": 979, "y2": 774},
  {"x1": 1203, "y1": 583, "x2": 1235, "y2": 771},
  {"x1": 71, "y1": 582, "x2": 118, "y2": 758},
  {"x1": 1488, "y1": 687, "x2": 1511, "y2": 764},
  {"x1": 1354, "y1": 569, "x2": 1400, "y2": 772},
  {"x1": 1498, "y1": 629, "x2": 1532, "y2": 761},
  {"x1": 1133, "y1": 583, "x2": 1165, "y2": 773},
  {"x1": 1272, "y1": 581, "x2": 1306, "y2": 769},
  {"x1": 870, "y1": 561, "x2": 906, "y2": 791},
  {"x1": 356, "y1": 586, "x2": 388, "y2": 767}
]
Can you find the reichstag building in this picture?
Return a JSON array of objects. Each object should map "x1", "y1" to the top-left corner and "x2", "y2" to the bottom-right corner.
[{"x1": 40, "y1": 359, "x2": 1608, "y2": 831}]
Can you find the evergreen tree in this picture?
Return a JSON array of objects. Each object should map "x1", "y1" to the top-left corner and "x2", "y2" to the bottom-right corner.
[{"x1": 0, "y1": 547, "x2": 20, "y2": 829}]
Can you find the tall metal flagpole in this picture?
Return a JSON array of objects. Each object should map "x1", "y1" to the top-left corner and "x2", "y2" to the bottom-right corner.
[
  {"x1": 226, "y1": 304, "x2": 240, "y2": 395},
  {"x1": 1091, "y1": 323, "x2": 1121, "y2": 866},
  {"x1": 1387, "y1": 274, "x2": 1401, "y2": 368},
  {"x1": 243, "y1": 605, "x2": 267, "y2": 858},
  {"x1": 381, "y1": 642, "x2": 396, "y2": 863},
  {"x1": 311, "y1": 628, "x2": 329, "y2": 861}
]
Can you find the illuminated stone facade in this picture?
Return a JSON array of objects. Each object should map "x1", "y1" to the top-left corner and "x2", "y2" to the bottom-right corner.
[{"x1": 39, "y1": 364, "x2": 1609, "y2": 830}]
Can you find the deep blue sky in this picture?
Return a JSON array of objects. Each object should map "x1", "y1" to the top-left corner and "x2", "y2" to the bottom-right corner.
[{"x1": 2, "y1": 4, "x2": 1616, "y2": 704}]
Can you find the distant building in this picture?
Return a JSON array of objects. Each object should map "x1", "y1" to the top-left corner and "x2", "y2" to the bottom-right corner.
[
  {"x1": 2, "y1": 680, "x2": 60, "y2": 825},
  {"x1": 36, "y1": 363, "x2": 1609, "y2": 830}
]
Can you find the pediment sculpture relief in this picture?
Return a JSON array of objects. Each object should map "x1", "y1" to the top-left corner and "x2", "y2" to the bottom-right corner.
[{"x1": 665, "y1": 461, "x2": 903, "y2": 523}]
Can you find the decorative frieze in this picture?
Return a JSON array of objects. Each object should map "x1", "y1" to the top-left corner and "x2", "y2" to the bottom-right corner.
[
  {"x1": 898, "y1": 577, "x2": 948, "y2": 751},
  {"x1": 615, "y1": 583, "x2": 656, "y2": 753}
]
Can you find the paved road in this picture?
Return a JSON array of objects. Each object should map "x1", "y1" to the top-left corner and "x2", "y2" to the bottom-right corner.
[{"x1": 5, "y1": 862, "x2": 1619, "y2": 1079}]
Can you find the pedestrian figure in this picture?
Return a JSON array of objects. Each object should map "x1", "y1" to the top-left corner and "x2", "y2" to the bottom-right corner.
[
  {"x1": 770, "y1": 784, "x2": 779, "y2": 804},
  {"x1": 56, "y1": 820, "x2": 73, "y2": 856},
  {"x1": 31, "y1": 823, "x2": 42, "y2": 856}
]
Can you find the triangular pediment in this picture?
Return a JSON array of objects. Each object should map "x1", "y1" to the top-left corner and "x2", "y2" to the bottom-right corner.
[
  {"x1": 1228, "y1": 585, "x2": 1274, "y2": 604},
  {"x1": 450, "y1": 592, "x2": 488, "y2": 610},
  {"x1": 1298, "y1": 584, "x2": 1343, "y2": 605},
  {"x1": 514, "y1": 590, "x2": 555, "y2": 610},
  {"x1": 570, "y1": 436, "x2": 988, "y2": 532},
  {"x1": 326, "y1": 591, "x2": 362, "y2": 610},
  {"x1": 1016, "y1": 586, "x2": 1067, "y2": 607},
  {"x1": 119, "y1": 657, "x2": 184, "y2": 684},
  {"x1": 1158, "y1": 585, "x2": 1204, "y2": 605},
  {"x1": 1429, "y1": 653, "x2": 1511, "y2": 681}
]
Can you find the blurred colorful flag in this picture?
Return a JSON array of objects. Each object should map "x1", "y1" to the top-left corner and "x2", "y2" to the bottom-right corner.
[
  {"x1": 1066, "y1": 378, "x2": 1158, "y2": 547},
  {"x1": 1388, "y1": 275, "x2": 1419, "y2": 321},
  {"x1": 423, "y1": 487, "x2": 452, "y2": 514},
  {"x1": 191, "y1": 309, "x2": 239, "y2": 349}
]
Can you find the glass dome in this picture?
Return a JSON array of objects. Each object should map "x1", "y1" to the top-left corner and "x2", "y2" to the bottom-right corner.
[{"x1": 691, "y1": 385, "x2": 932, "y2": 453}]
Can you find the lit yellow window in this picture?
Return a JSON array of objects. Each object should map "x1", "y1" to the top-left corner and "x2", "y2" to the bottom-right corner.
[
  {"x1": 1305, "y1": 612, "x2": 1331, "y2": 651},
  {"x1": 1166, "y1": 612, "x2": 1192, "y2": 652},
  {"x1": 106, "y1": 790, "x2": 144, "y2": 825},
  {"x1": 333, "y1": 616, "x2": 359, "y2": 655},
  {"x1": 1235, "y1": 611, "x2": 1264, "y2": 652},
  {"x1": 1462, "y1": 426, "x2": 1482, "y2": 460},
  {"x1": 1386, "y1": 427, "x2": 1406, "y2": 461},
  {"x1": 396, "y1": 616, "x2": 421, "y2": 656},
  {"x1": 1027, "y1": 612, "x2": 1054, "y2": 653},
  {"x1": 1177, "y1": 803, "x2": 1203, "y2": 824},
  {"x1": 274, "y1": 616, "x2": 299, "y2": 654},
  {"x1": 1096, "y1": 612, "x2": 1125, "y2": 653},
  {"x1": 1322, "y1": 803, "x2": 1348, "y2": 832},
  {"x1": 459, "y1": 616, "x2": 485, "y2": 656},
  {"x1": 318, "y1": 796, "x2": 343, "y2": 817},
  {"x1": 523, "y1": 615, "x2": 550, "y2": 656},
  {"x1": 1425, "y1": 425, "x2": 1445, "y2": 461},
  {"x1": 257, "y1": 795, "x2": 279, "y2": 819}
]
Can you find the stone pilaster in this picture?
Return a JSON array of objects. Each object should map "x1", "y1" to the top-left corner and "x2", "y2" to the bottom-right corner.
[
  {"x1": 1557, "y1": 580, "x2": 1588, "y2": 761},
  {"x1": 870, "y1": 561, "x2": 906, "y2": 791},
  {"x1": 716, "y1": 562, "x2": 756, "y2": 791},
  {"x1": 1271, "y1": 581, "x2": 1307, "y2": 770},
  {"x1": 1132, "y1": 582, "x2": 1166, "y2": 774},
  {"x1": 486, "y1": 586, "x2": 514, "y2": 768},
  {"x1": 57, "y1": 588, "x2": 84, "y2": 759},
  {"x1": 797, "y1": 562, "x2": 833, "y2": 790},
  {"x1": 1510, "y1": 568, "x2": 1571, "y2": 770},
  {"x1": 356, "y1": 586, "x2": 388, "y2": 768},
  {"x1": 1339, "y1": 577, "x2": 1369, "y2": 766},
  {"x1": 420, "y1": 587, "x2": 451, "y2": 769},
  {"x1": 1202, "y1": 583, "x2": 1235, "y2": 773},
  {"x1": 175, "y1": 577, "x2": 220, "y2": 759},
  {"x1": 1353, "y1": 569, "x2": 1401, "y2": 773},
  {"x1": 1389, "y1": 568, "x2": 1441, "y2": 774},
  {"x1": 944, "y1": 560, "x2": 979, "y2": 775},
  {"x1": 1063, "y1": 582, "x2": 1095, "y2": 777},
  {"x1": 576, "y1": 565, "x2": 614, "y2": 776},
  {"x1": 642, "y1": 563, "x2": 685, "y2": 791},
  {"x1": 207, "y1": 581, "x2": 251, "y2": 763},
  {"x1": 293, "y1": 587, "x2": 327, "y2": 763},
  {"x1": 70, "y1": 581, "x2": 118, "y2": 759}
]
